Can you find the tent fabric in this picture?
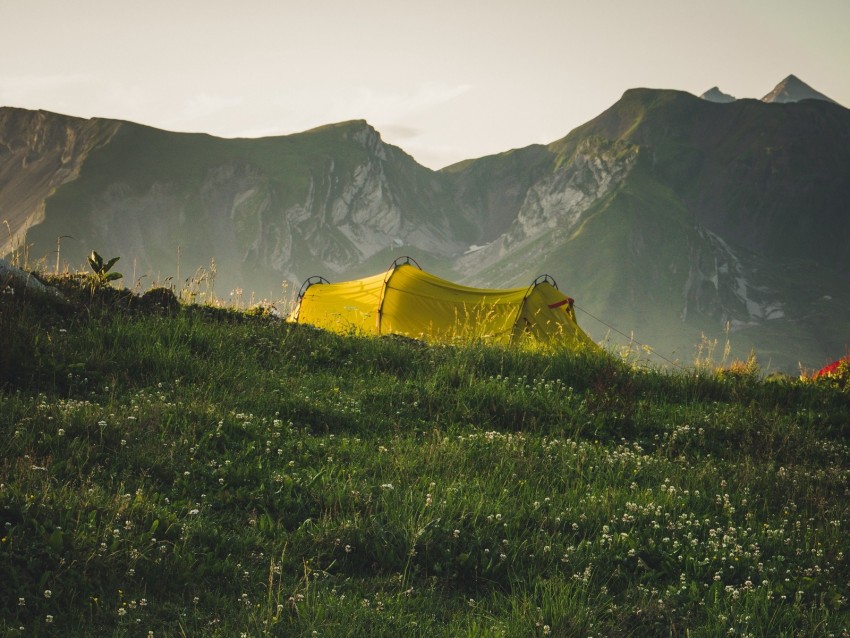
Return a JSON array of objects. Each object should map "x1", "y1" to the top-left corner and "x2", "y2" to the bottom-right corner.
[{"x1": 289, "y1": 262, "x2": 595, "y2": 349}]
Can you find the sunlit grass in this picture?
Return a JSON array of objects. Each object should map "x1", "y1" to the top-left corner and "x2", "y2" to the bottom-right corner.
[{"x1": 1, "y1": 274, "x2": 848, "y2": 636}]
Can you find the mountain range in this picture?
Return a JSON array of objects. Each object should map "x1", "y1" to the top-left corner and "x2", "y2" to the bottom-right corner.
[
  {"x1": 700, "y1": 74, "x2": 838, "y2": 104},
  {"x1": 1, "y1": 76, "x2": 848, "y2": 372}
]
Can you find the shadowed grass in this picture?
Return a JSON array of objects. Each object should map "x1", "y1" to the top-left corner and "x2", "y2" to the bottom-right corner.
[{"x1": 1, "y1": 275, "x2": 849, "y2": 636}]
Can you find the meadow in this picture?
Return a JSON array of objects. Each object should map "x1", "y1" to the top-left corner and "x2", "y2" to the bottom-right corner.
[{"x1": 1, "y1": 273, "x2": 849, "y2": 637}]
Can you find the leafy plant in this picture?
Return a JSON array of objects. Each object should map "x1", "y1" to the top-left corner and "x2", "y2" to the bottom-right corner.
[{"x1": 87, "y1": 250, "x2": 122, "y2": 287}]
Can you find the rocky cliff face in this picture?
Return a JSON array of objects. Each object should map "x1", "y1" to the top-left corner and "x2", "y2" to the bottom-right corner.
[
  {"x1": 449, "y1": 88, "x2": 850, "y2": 371},
  {"x1": 7, "y1": 115, "x2": 467, "y2": 294},
  {"x1": 0, "y1": 108, "x2": 119, "y2": 257},
  {"x1": 555, "y1": 89, "x2": 850, "y2": 280},
  {"x1": 458, "y1": 138, "x2": 639, "y2": 278},
  {"x1": 293, "y1": 125, "x2": 461, "y2": 270},
  {"x1": 680, "y1": 226, "x2": 784, "y2": 327}
]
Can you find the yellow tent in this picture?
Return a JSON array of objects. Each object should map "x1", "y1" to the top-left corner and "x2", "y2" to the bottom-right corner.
[{"x1": 288, "y1": 258, "x2": 595, "y2": 350}]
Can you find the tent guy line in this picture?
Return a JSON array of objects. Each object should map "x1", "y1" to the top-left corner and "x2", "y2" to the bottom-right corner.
[{"x1": 573, "y1": 304, "x2": 686, "y2": 370}]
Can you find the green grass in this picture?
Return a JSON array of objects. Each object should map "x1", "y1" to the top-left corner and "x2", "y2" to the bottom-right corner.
[{"x1": 1, "y1": 275, "x2": 849, "y2": 637}]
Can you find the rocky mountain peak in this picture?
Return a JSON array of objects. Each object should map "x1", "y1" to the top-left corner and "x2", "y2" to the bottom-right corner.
[
  {"x1": 761, "y1": 74, "x2": 837, "y2": 104},
  {"x1": 699, "y1": 86, "x2": 736, "y2": 103},
  {"x1": 308, "y1": 119, "x2": 388, "y2": 161},
  {"x1": 350, "y1": 121, "x2": 387, "y2": 159}
]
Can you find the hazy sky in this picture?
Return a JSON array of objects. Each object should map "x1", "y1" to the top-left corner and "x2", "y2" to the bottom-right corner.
[{"x1": 2, "y1": 0, "x2": 848, "y2": 169}]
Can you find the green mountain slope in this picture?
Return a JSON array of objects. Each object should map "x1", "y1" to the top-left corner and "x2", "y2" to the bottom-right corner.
[
  {"x1": 558, "y1": 89, "x2": 850, "y2": 275},
  {"x1": 2, "y1": 83, "x2": 849, "y2": 372},
  {"x1": 5, "y1": 115, "x2": 466, "y2": 296},
  {"x1": 451, "y1": 90, "x2": 850, "y2": 371}
]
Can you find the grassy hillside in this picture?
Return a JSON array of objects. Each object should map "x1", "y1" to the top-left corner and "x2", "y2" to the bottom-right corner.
[{"x1": 1, "y1": 274, "x2": 849, "y2": 637}]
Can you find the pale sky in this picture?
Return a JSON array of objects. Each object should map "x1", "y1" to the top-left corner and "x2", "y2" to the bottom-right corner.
[{"x1": 2, "y1": 0, "x2": 848, "y2": 169}]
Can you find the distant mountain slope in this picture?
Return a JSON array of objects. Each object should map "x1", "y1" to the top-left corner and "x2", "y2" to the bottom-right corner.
[
  {"x1": 700, "y1": 87, "x2": 736, "y2": 103},
  {"x1": 561, "y1": 89, "x2": 850, "y2": 276},
  {"x1": 449, "y1": 88, "x2": 850, "y2": 371},
  {"x1": 2, "y1": 77, "x2": 849, "y2": 372},
  {"x1": 0, "y1": 108, "x2": 120, "y2": 254},
  {"x1": 699, "y1": 75, "x2": 840, "y2": 106},
  {"x1": 3, "y1": 114, "x2": 469, "y2": 294},
  {"x1": 455, "y1": 88, "x2": 850, "y2": 281}
]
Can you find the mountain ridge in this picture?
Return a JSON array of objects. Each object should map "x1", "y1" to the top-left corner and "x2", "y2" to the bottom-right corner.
[
  {"x1": 697, "y1": 74, "x2": 840, "y2": 106},
  {"x1": 2, "y1": 76, "x2": 849, "y2": 371}
]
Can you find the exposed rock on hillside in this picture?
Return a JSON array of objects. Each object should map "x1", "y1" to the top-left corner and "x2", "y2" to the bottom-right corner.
[
  {"x1": 0, "y1": 257, "x2": 64, "y2": 301},
  {"x1": 6, "y1": 116, "x2": 467, "y2": 293},
  {"x1": 457, "y1": 138, "x2": 639, "y2": 276},
  {"x1": 0, "y1": 108, "x2": 120, "y2": 253}
]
